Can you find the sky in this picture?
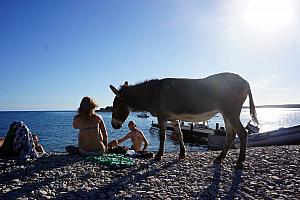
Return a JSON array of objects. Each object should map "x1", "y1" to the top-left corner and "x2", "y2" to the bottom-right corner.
[{"x1": 1, "y1": 0, "x2": 300, "y2": 111}]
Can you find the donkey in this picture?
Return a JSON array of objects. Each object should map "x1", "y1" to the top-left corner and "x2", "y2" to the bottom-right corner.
[{"x1": 110, "y1": 72, "x2": 258, "y2": 167}]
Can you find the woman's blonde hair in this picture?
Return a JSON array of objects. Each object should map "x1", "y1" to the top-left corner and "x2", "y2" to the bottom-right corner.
[{"x1": 77, "y1": 96, "x2": 98, "y2": 119}]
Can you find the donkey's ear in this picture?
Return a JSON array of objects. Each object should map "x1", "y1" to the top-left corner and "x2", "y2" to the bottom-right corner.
[
  {"x1": 110, "y1": 85, "x2": 119, "y2": 96},
  {"x1": 123, "y1": 81, "x2": 128, "y2": 87}
]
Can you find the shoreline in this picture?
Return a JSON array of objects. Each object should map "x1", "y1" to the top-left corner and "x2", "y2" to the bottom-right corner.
[{"x1": 1, "y1": 145, "x2": 299, "y2": 199}]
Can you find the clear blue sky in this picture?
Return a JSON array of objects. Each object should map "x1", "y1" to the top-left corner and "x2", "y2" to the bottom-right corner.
[{"x1": 1, "y1": 0, "x2": 300, "y2": 110}]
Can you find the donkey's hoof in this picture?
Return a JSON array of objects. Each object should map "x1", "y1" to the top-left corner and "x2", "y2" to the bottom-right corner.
[
  {"x1": 235, "y1": 159, "x2": 245, "y2": 169},
  {"x1": 179, "y1": 154, "x2": 186, "y2": 159},
  {"x1": 154, "y1": 154, "x2": 162, "y2": 161},
  {"x1": 213, "y1": 157, "x2": 223, "y2": 164},
  {"x1": 235, "y1": 162, "x2": 244, "y2": 169}
]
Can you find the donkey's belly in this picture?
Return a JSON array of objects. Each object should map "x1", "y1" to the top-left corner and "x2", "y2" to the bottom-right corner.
[{"x1": 169, "y1": 111, "x2": 218, "y2": 122}]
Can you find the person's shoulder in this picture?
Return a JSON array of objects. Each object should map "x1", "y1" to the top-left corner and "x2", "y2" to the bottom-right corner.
[
  {"x1": 73, "y1": 115, "x2": 81, "y2": 120},
  {"x1": 93, "y1": 113, "x2": 103, "y2": 122},
  {"x1": 136, "y1": 128, "x2": 143, "y2": 134},
  {"x1": 132, "y1": 129, "x2": 142, "y2": 135},
  {"x1": 73, "y1": 115, "x2": 81, "y2": 128},
  {"x1": 137, "y1": 129, "x2": 145, "y2": 136},
  {"x1": 127, "y1": 130, "x2": 134, "y2": 136}
]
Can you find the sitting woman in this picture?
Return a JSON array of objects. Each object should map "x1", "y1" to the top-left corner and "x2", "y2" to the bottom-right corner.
[
  {"x1": 72, "y1": 96, "x2": 108, "y2": 155},
  {"x1": 32, "y1": 134, "x2": 46, "y2": 154}
]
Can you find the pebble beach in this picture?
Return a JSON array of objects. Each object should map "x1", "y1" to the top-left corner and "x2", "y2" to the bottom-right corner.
[{"x1": 1, "y1": 145, "x2": 299, "y2": 199}]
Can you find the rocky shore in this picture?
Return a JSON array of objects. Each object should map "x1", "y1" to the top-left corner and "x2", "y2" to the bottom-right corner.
[{"x1": 0, "y1": 145, "x2": 299, "y2": 199}]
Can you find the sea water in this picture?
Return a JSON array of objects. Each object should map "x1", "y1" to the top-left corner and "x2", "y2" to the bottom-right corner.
[{"x1": 0, "y1": 108, "x2": 300, "y2": 153}]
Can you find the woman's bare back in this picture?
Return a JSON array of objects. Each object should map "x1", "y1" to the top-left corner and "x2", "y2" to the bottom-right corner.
[{"x1": 73, "y1": 114, "x2": 104, "y2": 152}]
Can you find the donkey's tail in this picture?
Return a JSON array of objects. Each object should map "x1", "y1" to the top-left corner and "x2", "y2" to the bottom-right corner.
[{"x1": 248, "y1": 87, "x2": 259, "y2": 125}]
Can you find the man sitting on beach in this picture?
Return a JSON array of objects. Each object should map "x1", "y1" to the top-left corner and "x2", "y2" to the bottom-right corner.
[{"x1": 109, "y1": 120, "x2": 149, "y2": 152}]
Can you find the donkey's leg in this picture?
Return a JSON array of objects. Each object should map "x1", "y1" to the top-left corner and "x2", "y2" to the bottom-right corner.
[
  {"x1": 230, "y1": 119, "x2": 248, "y2": 168},
  {"x1": 154, "y1": 118, "x2": 166, "y2": 160},
  {"x1": 214, "y1": 118, "x2": 236, "y2": 163},
  {"x1": 171, "y1": 120, "x2": 186, "y2": 159}
]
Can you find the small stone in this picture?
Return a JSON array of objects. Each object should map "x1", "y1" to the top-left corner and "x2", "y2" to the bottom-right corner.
[
  {"x1": 271, "y1": 176, "x2": 280, "y2": 181},
  {"x1": 37, "y1": 189, "x2": 48, "y2": 196},
  {"x1": 12, "y1": 179, "x2": 20, "y2": 183},
  {"x1": 136, "y1": 190, "x2": 146, "y2": 194}
]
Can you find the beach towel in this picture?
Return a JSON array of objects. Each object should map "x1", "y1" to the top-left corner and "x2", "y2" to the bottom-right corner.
[
  {"x1": 85, "y1": 153, "x2": 136, "y2": 170},
  {"x1": 106, "y1": 146, "x2": 154, "y2": 158},
  {"x1": 125, "y1": 150, "x2": 154, "y2": 159}
]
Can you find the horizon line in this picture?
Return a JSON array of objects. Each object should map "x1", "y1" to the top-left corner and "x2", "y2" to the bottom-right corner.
[{"x1": 0, "y1": 103, "x2": 300, "y2": 112}]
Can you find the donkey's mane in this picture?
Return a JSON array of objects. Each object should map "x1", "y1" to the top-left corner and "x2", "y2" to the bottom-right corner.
[{"x1": 119, "y1": 79, "x2": 158, "y2": 90}]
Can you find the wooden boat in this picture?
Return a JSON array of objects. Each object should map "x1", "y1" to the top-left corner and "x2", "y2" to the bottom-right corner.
[
  {"x1": 151, "y1": 122, "x2": 215, "y2": 144},
  {"x1": 136, "y1": 112, "x2": 149, "y2": 118},
  {"x1": 235, "y1": 124, "x2": 300, "y2": 148}
]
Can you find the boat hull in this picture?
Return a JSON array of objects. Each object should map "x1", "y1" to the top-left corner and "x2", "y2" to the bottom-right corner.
[
  {"x1": 235, "y1": 125, "x2": 300, "y2": 148},
  {"x1": 136, "y1": 112, "x2": 149, "y2": 118}
]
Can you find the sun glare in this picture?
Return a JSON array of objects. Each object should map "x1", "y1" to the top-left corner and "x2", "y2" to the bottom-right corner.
[{"x1": 242, "y1": 0, "x2": 297, "y2": 33}]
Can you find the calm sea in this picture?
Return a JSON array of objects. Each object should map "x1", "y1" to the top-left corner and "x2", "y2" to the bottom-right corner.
[{"x1": 0, "y1": 108, "x2": 300, "y2": 153}]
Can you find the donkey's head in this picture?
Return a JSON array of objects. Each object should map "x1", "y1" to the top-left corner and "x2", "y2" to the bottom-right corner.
[{"x1": 110, "y1": 82, "x2": 130, "y2": 129}]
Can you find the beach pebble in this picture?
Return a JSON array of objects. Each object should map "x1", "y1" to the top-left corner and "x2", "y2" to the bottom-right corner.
[
  {"x1": 0, "y1": 146, "x2": 300, "y2": 199},
  {"x1": 12, "y1": 179, "x2": 20, "y2": 183},
  {"x1": 37, "y1": 189, "x2": 48, "y2": 196}
]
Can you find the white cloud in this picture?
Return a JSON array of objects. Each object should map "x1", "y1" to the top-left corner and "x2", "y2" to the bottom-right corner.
[
  {"x1": 251, "y1": 75, "x2": 300, "y2": 105},
  {"x1": 252, "y1": 74, "x2": 280, "y2": 90}
]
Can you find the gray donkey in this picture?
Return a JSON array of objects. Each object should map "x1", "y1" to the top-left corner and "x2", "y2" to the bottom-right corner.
[{"x1": 110, "y1": 72, "x2": 258, "y2": 168}]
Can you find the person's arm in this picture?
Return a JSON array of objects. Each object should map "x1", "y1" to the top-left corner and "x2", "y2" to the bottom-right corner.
[
  {"x1": 73, "y1": 116, "x2": 79, "y2": 129},
  {"x1": 141, "y1": 131, "x2": 149, "y2": 151},
  {"x1": 39, "y1": 145, "x2": 46, "y2": 153},
  {"x1": 108, "y1": 139, "x2": 118, "y2": 147},
  {"x1": 99, "y1": 118, "x2": 108, "y2": 149},
  {"x1": 117, "y1": 133, "x2": 131, "y2": 145}
]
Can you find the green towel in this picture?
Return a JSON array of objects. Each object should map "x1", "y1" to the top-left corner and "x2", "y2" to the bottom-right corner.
[{"x1": 85, "y1": 153, "x2": 136, "y2": 169}]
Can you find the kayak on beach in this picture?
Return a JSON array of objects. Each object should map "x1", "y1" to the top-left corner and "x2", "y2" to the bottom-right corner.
[{"x1": 235, "y1": 124, "x2": 300, "y2": 148}]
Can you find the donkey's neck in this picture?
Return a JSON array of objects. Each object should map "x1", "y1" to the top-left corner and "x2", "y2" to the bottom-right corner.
[{"x1": 124, "y1": 80, "x2": 160, "y2": 111}]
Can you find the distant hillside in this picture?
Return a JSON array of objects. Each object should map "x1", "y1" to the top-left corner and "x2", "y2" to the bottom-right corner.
[
  {"x1": 243, "y1": 104, "x2": 300, "y2": 109},
  {"x1": 96, "y1": 106, "x2": 113, "y2": 112}
]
